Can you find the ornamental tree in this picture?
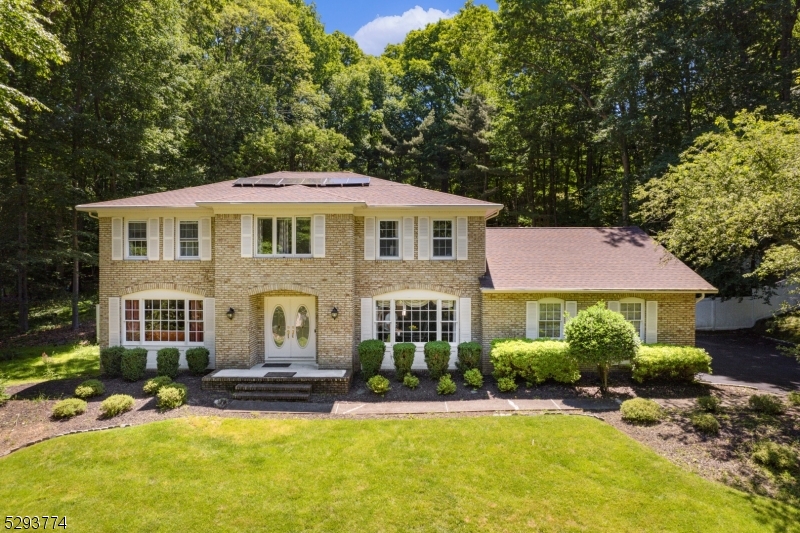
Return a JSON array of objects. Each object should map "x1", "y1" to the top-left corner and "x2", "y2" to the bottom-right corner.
[{"x1": 565, "y1": 302, "x2": 640, "y2": 392}]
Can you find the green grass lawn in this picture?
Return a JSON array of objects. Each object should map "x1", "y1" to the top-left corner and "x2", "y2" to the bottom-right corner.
[
  {"x1": 1, "y1": 416, "x2": 797, "y2": 532},
  {"x1": 0, "y1": 342, "x2": 99, "y2": 385}
]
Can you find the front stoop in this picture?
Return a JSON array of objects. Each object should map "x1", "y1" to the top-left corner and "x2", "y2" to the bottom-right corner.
[{"x1": 202, "y1": 369, "x2": 352, "y2": 395}]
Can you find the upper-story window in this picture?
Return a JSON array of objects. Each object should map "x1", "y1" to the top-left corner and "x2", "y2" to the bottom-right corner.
[
  {"x1": 256, "y1": 216, "x2": 311, "y2": 256},
  {"x1": 432, "y1": 220, "x2": 453, "y2": 258},
  {"x1": 179, "y1": 221, "x2": 199, "y2": 258},
  {"x1": 379, "y1": 220, "x2": 400, "y2": 258},
  {"x1": 127, "y1": 221, "x2": 147, "y2": 258}
]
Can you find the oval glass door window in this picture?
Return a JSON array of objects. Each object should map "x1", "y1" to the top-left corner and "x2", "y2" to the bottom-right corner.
[
  {"x1": 272, "y1": 306, "x2": 286, "y2": 348},
  {"x1": 295, "y1": 305, "x2": 310, "y2": 348}
]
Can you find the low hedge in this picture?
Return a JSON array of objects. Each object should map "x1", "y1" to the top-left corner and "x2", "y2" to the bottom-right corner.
[
  {"x1": 100, "y1": 346, "x2": 125, "y2": 377},
  {"x1": 185, "y1": 347, "x2": 210, "y2": 375},
  {"x1": 392, "y1": 343, "x2": 415, "y2": 380},
  {"x1": 631, "y1": 345, "x2": 711, "y2": 383},
  {"x1": 121, "y1": 348, "x2": 147, "y2": 382},
  {"x1": 456, "y1": 342, "x2": 482, "y2": 373},
  {"x1": 358, "y1": 340, "x2": 386, "y2": 380},
  {"x1": 424, "y1": 341, "x2": 451, "y2": 380},
  {"x1": 100, "y1": 394, "x2": 135, "y2": 418},
  {"x1": 74, "y1": 379, "x2": 105, "y2": 399},
  {"x1": 490, "y1": 339, "x2": 580, "y2": 384},
  {"x1": 156, "y1": 348, "x2": 180, "y2": 378},
  {"x1": 620, "y1": 398, "x2": 662, "y2": 425},
  {"x1": 52, "y1": 398, "x2": 87, "y2": 419}
]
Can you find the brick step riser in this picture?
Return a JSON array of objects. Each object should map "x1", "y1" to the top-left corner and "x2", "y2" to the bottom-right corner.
[
  {"x1": 235, "y1": 384, "x2": 312, "y2": 393},
  {"x1": 231, "y1": 392, "x2": 310, "y2": 402}
]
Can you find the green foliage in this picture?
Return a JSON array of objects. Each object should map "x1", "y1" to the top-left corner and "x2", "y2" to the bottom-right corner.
[
  {"x1": 490, "y1": 339, "x2": 580, "y2": 384},
  {"x1": 143, "y1": 376, "x2": 173, "y2": 396},
  {"x1": 392, "y1": 343, "x2": 415, "y2": 380},
  {"x1": 620, "y1": 399, "x2": 662, "y2": 425},
  {"x1": 366, "y1": 375, "x2": 391, "y2": 396},
  {"x1": 185, "y1": 348, "x2": 210, "y2": 375},
  {"x1": 120, "y1": 348, "x2": 147, "y2": 382},
  {"x1": 696, "y1": 396, "x2": 721, "y2": 413},
  {"x1": 100, "y1": 394, "x2": 134, "y2": 418},
  {"x1": 0, "y1": 374, "x2": 8, "y2": 406},
  {"x1": 456, "y1": 342, "x2": 482, "y2": 373},
  {"x1": 100, "y1": 346, "x2": 125, "y2": 378},
  {"x1": 423, "y1": 341, "x2": 451, "y2": 380},
  {"x1": 751, "y1": 441, "x2": 797, "y2": 471},
  {"x1": 496, "y1": 377, "x2": 517, "y2": 393},
  {"x1": 436, "y1": 374, "x2": 456, "y2": 395},
  {"x1": 463, "y1": 369, "x2": 483, "y2": 389},
  {"x1": 74, "y1": 379, "x2": 105, "y2": 399},
  {"x1": 156, "y1": 348, "x2": 180, "y2": 378},
  {"x1": 748, "y1": 394, "x2": 785, "y2": 415},
  {"x1": 632, "y1": 345, "x2": 712, "y2": 383},
  {"x1": 691, "y1": 413, "x2": 720, "y2": 435},
  {"x1": 358, "y1": 340, "x2": 385, "y2": 380},
  {"x1": 157, "y1": 383, "x2": 188, "y2": 411},
  {"x1": 566, "y1": 303, "x2": 639, "y2": 392},
  {"x1": 51, "y1": 398, "x2": 87, "y2": 419},
  {"x1": 789, "y1": 391, "x2": 800, "y2": 406},
  {"x1": 403, "y1": 373, "x2": 420, "y2": 390}
]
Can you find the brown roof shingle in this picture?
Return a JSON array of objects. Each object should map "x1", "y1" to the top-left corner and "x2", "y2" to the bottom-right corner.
[{"x1": 482, "y1": 227, "x2": 717, "y2": 292}]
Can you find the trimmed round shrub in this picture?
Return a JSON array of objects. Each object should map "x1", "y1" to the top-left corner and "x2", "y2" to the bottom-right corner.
[
  {"x1": 74, "y1": 379, "x2": 105, "y2": 399},
  {"x1": 185, "y1": 347, "x2": 210, "y2": 375},
  {"x1": 632, "y1": 345, "x2": 712, "y2": 383},
  {"x1": 456, "y1": 341, "x2": 482, "y2": 373},
  {"x1": 120, "y1": 348, "x2": 147, "y2": 382},
  {"x1": 52, "y1": 398, "x2": 87, "y2": 419},
  {"x1": 788, "y1": 391, "x2": 800, "y2": 406},
  {"x1": 367, "y1": 375, "x2": 391, "y2": 396},
  {"x1": 751, "y1": 441, "x2": 797, "y2": 470},
  {"x1": 463, "y1": 368, "x2": 483, "y2": 389},
  {"x1": 157, "y1": 383, "x2": 188, "y2": 410},
  {"x1": 143, "y1": 375, "x2": 173, "y2": 396},
  {"x1": 620, "y1": 398, "x2": 662, "y2": 425},
  {"x1": 697, "y1": 395, "x2": 721, "y2": 413},
  {"x1": 437, "y1": 374, "x2": 456, "y2": 395},
  {"x1": 358, "y1": 340, "x2": 386, "y2": 380},
  {"x1": 424, "y1": 341, "x2": 451, "y2": 380},
  {"x1": 392, "y1": 342, "x2": 415, "y2": 380},
  {"x1": 748, "y1": 394, "x2": 785, "y2": 415},
  {"x1": 100, "y1": 394, "x2": 135, "y2": 418},
  {"x1": 156, "y1": 348, "x2": 180, "y2": 378},
  {"x1": 403, "y1": 373, "x2": 420, "y2": 389},
  {"x1": 100, "y1": 346, "x2": 125, "y2": 377},
  {"x1": 691, "y1": 413, "x2": 720, "y2": 435},
  {"x1": 496, "y1": 377, "x2": 517, "y2": 393}
]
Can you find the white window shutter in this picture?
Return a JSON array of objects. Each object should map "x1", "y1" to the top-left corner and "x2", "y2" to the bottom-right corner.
[
  {"x1": 459, "y1": 297, "x2": 472, "y2": 343},
  {"x1": 364, "y1": 217, "x2": 375, "y2": 260},
  {"x1": 111, "y1": 218, "x2": 123, "y2": 261},
  {"x1": 108, "y1": 297, "x2": 120, "y2": 346},
  {"x1": 607, "y1": 301, "x2": 620, "y2": 313},
  {"x1": 456, "y1": 216, "x2": 468, "y2": 260},
  {"x1": 204, "y1": 298, "x2": 216, "y2": 368},
  {"x1": 313, "y1": 215, "x2": 326, "y2": 258},
  {"x1": 200, "y1": 217, "x2": 212, "y2": 261},
  {"x1": 147, "y1": 218, "x2": 160, "y2": 261},
  {"x1": 403, "y1": 217, "x2": 414, "y2": 260},
  {"x1": 526, "y1": 301, "x2": 539, "y2": 339},
  {"x1": 162, "y1": 217, "x2": 175, "y2": 261},
  {"x1": 645, "y1": 301, "x2": 658, "y2": 344},
  {"x1": 565, "y1": 301, "x2": 578, "y2": 323},
  {"x1": 418, "y1": 217, "x2": 430, "y2": 260},
  {"x1": 360, "y1": 297, "x2": 373, "y2": 341},
  {"x1": 240, "y1": 215, "x2": 253, "y2": 258}
]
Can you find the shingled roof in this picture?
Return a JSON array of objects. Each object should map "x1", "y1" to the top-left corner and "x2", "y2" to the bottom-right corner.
[{"x1": 482, "y1": 227, "x2": 717, "y2": 293}]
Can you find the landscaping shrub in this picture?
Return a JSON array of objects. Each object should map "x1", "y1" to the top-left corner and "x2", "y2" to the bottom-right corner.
[
  {"x1": 437, "y1": 374, "x2": 456, "y2": 395},
  {"x1": 691, "y1": 413, "x2": 720, "y2": 435},
  {"x1": 456, "y1": 342, "x2": 482, "y2": 373},
  {"x1": 789, "y1": 391, "x2": 800, "y2": 406},
  {"x1": 463, "y1": 368, "x2": 483, "y2": 389},
  {"x1": 697, "y1": 395, "x2": 721, "y2": 413},
  {"x1": 156, "y1": 348, "x2": 180, "y2": 378},
  {"x1": 392, "y1": 343, "x2": 415, "y2": 380},
  {"x1": 100, "y1": 394, "x2": 135, "y2": 418},
  {"x1": 403, "y1": 373, "x2": 420, "y2": 389},
  {"x1": 565, "y1": 303, "x2": 640, "y2": 392},
  {"x1": 52, "y1": 398, "x2": 87, "y2": 419},
  {"x1": 620, "y1": 398, "x2": 662, "y2": 425},
  {"x1": 185, "y1": 347, "x2": 210, "y2": 375},
  {"x1": 74, "y1": 379, "x2": 105, "y2": 399},
  {"x1": 496, "y1": 377, "x2": 517, "y2": 393},
  {"x1": 157, "y1": 383, "x2": 188, "y2": 410},
  {"x1": 490, "y1": 339, "x2": 580, "y2": 384},
  {"x1": 367, "y1": 375, "x2": 391, "y2": 396},
  {"x1": 751, "y1": 441, "x2": 797, "y2": 470},
  {"x1": 100, "y1": 346, "x2": 125, "y2": 377},
  {"x1": 358, "y1": 340, "x2": 386, "y2": 380},
  {"x1": 424, "y1": 341, "x2": 451, "y2": 380},
  {"x1": 143, "y1": 376, "x2": 173, "y2": 396},
  {"x1": 120, "y1": 348, "x2": 147, "y2": 382},
  {"x1": 749, "y1": 394, "x2": 785, "y2": 415},
  {"x1": 631, "y1": 345, "x2": 712, "y2": 383},
  {"x1": 0, "y1": 375, "x2": 8, "y2": 406}
]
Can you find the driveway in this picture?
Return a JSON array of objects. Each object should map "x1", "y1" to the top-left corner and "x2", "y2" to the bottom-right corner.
[{"x1": 696, "y1": 331, "x2": 800, "y2": 393}]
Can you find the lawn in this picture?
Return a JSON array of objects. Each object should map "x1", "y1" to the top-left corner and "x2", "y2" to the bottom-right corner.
[
  {"x1": 1, "y1": 416, "x2": 797, "y2": 532},
  {"x1": 0, "y1": 342, "x2": 99, "y2": 385}
]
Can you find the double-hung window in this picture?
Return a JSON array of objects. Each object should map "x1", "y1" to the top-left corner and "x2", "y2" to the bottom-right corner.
[
  {"x1": 620, "y1": 300, "x2": 645, "y2": 339},
  {"x1": 179, "y1": 221, "x2": 199, "y2": 258},
  {"x1": 124, "y1": 298, "x2": 204, "y2": 344},
  {"x1": 256, "y1": 216, "x2": 311, "y2": 256},
  {"x1": 432, "y1": 220, "x2": 453, "y2": 258},
  {"x1": 127, "y1": 221, "x2": 148, "y2": 258},
  {"x1": 378, "y1": 220, "x2": 400, "y2": 258},
  {"x1": 374, "y1": 298, "x2": 458, "y2": 343},
  {"x1": 539, "y1": 301, "x2": 563, "y2": 338}
]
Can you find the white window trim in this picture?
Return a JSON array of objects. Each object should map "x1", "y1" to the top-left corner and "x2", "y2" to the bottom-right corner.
[
  {"x1": 121, "y1": 289, "x2": 205, "y2": 347},
  {"x1": 431, "y1": 218, "x2": 455, "y2": 260},
  {"x1": 620, "y1": 297, "x2": 646, "y2": 340},
  {"x1": 538, "y1": 297, "x2": 565, "y2": 339},
  {"x1": 176, "y1": 219, "x2": 200, "y2": 260},
  {"x1": 254, "y1": 216, "x2": 313, "y2": 258},
  {"x1": 377, "y1": 219, "x2": 402, "y2": 260},
  {"x1": 125, "y1": 220, "x2": 148, "y2": 260},
  {"x1": 372, "y1": 289, "x2": 459, "y2": 346}
]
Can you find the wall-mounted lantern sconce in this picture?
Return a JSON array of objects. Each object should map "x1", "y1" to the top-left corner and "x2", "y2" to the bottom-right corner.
[
  {"x1": 226, "y1": 307, "x2": 235, "y2": 320},
  {"x1": 331, "y1": 306, "x2": 339, "y2": 320}
]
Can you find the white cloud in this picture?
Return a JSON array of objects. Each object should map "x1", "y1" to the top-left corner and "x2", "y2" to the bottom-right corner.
[{"x1": 353, "y1": 6, "x2": 454, "y2": 55}]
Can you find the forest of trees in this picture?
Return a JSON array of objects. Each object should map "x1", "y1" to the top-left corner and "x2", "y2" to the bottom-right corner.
[{"x1": 2, "y1": 0, "x2": 800, "y2": 332}]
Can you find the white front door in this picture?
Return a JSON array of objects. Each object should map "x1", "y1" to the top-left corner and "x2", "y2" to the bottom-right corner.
[{"x1": 265, "y1": 297, "x2": 316, "y2": 362}]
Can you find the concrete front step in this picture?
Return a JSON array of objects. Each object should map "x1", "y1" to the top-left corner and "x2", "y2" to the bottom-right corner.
[
  {"x1": 235, "y1": 383, "x2": 312, "y2": 393},
  {"x1": 231, "y1": 391, "x2": 310, "y2": 402}
]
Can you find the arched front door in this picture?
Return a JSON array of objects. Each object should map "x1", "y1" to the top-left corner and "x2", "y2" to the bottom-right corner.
[{"x1": 265, "y1": 296, "x2": 316, "y2": 362}]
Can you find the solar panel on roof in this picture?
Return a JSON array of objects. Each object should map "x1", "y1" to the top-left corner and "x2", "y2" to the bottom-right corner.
[{"x1": 233, "y1": 175, "x2": 370, "y2": 187}]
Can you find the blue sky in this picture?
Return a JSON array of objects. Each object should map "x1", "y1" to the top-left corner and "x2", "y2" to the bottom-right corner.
[{"x1": 308, "y1": 1, "x2": 498, "y2": 55}]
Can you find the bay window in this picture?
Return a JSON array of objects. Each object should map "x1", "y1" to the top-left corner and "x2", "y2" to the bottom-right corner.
[
  {"x1": 124, "y1": 297, "x2": 204, "y2": 344},
  {"x1": 374, "y1": 298, "x2": 458, "y2": 343}
]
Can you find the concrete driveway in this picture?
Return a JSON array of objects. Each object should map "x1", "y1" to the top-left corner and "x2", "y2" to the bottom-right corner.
[{"x1": 696, "y1": 331, "x2": 800, "y2": 394}]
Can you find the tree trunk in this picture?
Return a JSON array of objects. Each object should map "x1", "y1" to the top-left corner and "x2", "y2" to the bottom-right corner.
[
  {"x1": 598, "y1": 363, "x2": 609, "y2": 393},
  {"x1": 13, "y1": 135, "x2": 29, "y2": 333},
  {"x1": 72, "y1": 206, "x2": 80, "y2": 330},
  {"x1": 619, "y1": 134, "x2": 631, "y2": 225}
]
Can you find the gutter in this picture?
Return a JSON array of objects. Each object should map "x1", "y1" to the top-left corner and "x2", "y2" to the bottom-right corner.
[{"x1": 481, "y1": 288, "x2": 719, "y2": 294}]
